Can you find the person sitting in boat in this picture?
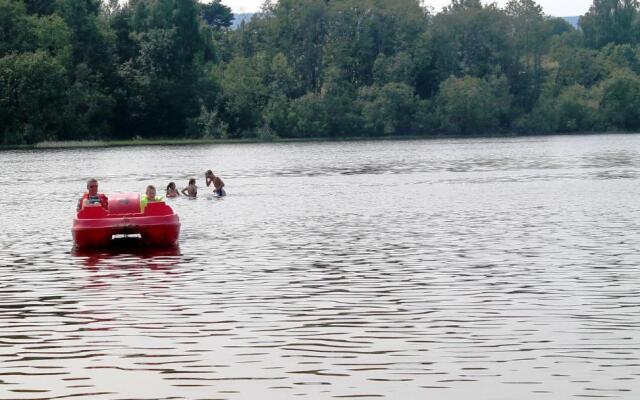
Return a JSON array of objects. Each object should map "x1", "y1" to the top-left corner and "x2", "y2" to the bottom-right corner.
[
  {"x1": 205, "y1": 170, "x2": 226, "y2": 196},
  {"x1": 166, "y1": 182, "x2": 180, "y2": 198},
  {"x1": 140, "y1": 185, "x2": 163, "y2": 212},
  {"x1": 77, "y1": 178, "x2": 108, "y2": 211},
  {"x1": 181, "y1": 178, "x2": 197, "y2": 198}
]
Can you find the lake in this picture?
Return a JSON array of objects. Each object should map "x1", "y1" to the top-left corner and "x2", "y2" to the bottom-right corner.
[{"x1": 0, "y1": 134, "x2": 639, "y2": 399}]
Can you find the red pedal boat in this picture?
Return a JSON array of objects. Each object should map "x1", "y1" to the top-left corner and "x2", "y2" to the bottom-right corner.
[{"x1": 72, "y1": 193, "x2": 180, "y2": 248}]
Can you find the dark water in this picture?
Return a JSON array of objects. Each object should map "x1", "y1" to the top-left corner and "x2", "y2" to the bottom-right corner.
[{"x1": 1, "y1": 134, "x2": 639, "y2": 399}]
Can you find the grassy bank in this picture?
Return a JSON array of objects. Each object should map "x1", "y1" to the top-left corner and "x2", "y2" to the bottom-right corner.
[
  {"x1": 1, "y1": 138, "x2": 263, "y2": 150},
  {"x1": 2, "y1": 135, "x2": 432, "y2": 150},
  {"x1": 1, "y1": 131, "x2": 633, "y2": 151}
]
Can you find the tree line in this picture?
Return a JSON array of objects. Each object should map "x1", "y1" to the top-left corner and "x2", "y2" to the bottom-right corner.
[{"x1": 2, "y1": 0, "x2": 640, "y2": 145}]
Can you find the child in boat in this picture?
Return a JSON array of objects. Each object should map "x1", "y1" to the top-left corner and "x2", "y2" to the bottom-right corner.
[
  {"x1": 77, "y1": 178, "x2": 109, "y2": 211},
  {"x1": 181, "y1": 178, "x2": 197, "y2": 198},
  {"x1": 166, "y1": 182, "x2": 180, "y2": 198},
  {"x1": 205, "y1": 170, "x2": 226, "y2": 196},
  {"x1": 140, "y1": 185, "x2": 163, "y2": 212}
]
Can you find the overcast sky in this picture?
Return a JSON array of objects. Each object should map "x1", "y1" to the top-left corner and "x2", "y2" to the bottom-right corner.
[{"x1": 220, "y1": 0, "x2": 594, "y2": 16}]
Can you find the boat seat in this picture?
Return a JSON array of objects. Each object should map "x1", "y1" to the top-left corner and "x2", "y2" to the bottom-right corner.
[
  {"x1": 143, "y1": 201, "x2": 173, "y2": 216},
  {"x1": 77, "y1": 204, "x2": 108, "y2": 219}
]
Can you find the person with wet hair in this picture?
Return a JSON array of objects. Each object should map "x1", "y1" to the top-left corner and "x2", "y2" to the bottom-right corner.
[
  {"x1": 165, "y1": 182, "x2": 180, "y2": 198},
  {"x1": 205, "y1": 170, "x2": 226, "y2": 196},
  {"x1": 77, "y1": 178, "x2": 108, "y2": 211},
  {"x1": 181, "y1": 178, "x2": 197, "y2": 198}
]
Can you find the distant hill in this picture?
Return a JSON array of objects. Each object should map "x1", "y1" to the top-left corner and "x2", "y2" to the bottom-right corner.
[
  {"x1": 232, "y1": 13, "x2": 254, "y2": 28},
  {"x1": 562, "y1": 16, "x2": 579, "y2": 28}
]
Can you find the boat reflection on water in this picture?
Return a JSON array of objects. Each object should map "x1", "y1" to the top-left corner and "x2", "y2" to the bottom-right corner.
[{"x1": 72, "y1": 238, "x2": 182, "y2": 288}]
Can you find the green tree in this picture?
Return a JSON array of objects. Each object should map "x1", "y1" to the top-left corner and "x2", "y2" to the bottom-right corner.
[
  {"x1": 549, "y1": 39, "x2": 606, "y2": 88},
  {"x1": 24, "y1": 0, "x2": 56, "y2": 15},
  {"x1": 262, "y1": 0, "x2": 328, "y2": 92},
  {"x1": 0, "y1": 51, "x2": 67, "y2": 144},
  {"x1": 547, "y1": 17, "x2": 575, "y2": 36},
  {"x1": 359, "y1": 83, "x2": 418, "y2": 136},
  {"x1": 324, "y1": 0, "x2": 426, "y2": 87},
  {"x1": 55, "y1": 0, "x2": 110, "y2": 71},
  {"x1": 435, "y1": 75, "x2": 512, "y2": 134},
  {"x1": 596, "y1": 43, "x2": 640, "y2": 75},
  {"x1": 319, "y1": 66, "x2": 362, "y2": 137},
  {"x1": 107, "y1": 2, "x2": 137, "y2": 65},
  {"x1": 60, "y1": 63, "x2": 115, "y2": 140},
  {"x1": 423, "y1": 0, "x2": 515, "y2": 86},
  {"x1": 505, "y1": 0, "x2": 547, "y2": 109},
  {"x1": 262, "y1": 94, "x2": 291, "y2": 137},
  {"x1": 0, "y1": 0, "x2": 30, "y2": 55},
  {"x1": 267, "y1": 52, "x2": 301, "y2": 97},
  {"x1": 199, "y1": 0, "x2": 233, "y2": 29},
  {"x1": 288, "y1": 93, "x2": 327, "y2": 137},
  {"x1": 580, "y1": 0, "x2": 640, "y2": 48},
  {"x1": 372, "y1": 52, "x2": 416, "y2": 86},
  {"x1": 6, "y1": 0, "x2": 640, "y2": 144},
  {"x1": 555, "y1": 84, "x2": 600, "y2": 132},
  {"x1": 114, "y1": 0, "x2": 209, "y2": 138},
  {"x1": 600, "y1": 69, "x2": 640, "y2": 129},
  {"x1": 217, "y1": 55, "x2": 268, "y2": 136}
]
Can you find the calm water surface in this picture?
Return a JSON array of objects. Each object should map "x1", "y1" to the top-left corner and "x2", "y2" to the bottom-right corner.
[{"x1": 0, "y1": 134, "x2": 639, "y2": 399}]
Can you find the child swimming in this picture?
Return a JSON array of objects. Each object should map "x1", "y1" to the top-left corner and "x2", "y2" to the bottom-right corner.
[
  {"x1": 181, "y1": 178, "x2": 197, "y2": 198},
  {"x1": 166, "y1": 182, "x2": 180, "y2": 198},
  {"x1": 205, "y1": 170, "x2": 226, "y2": 196}
]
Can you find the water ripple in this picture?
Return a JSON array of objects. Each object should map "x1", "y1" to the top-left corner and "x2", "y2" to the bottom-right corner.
[{"x1": 0, "y1": 135, "x2": 639, "y2": 399}]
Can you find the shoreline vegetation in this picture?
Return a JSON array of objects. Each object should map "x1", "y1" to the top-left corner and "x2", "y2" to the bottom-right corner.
[
  {"x1": 4, "y1": 0, "x2": 640, "y2": 146},
  {"x1": 4, "y1": 136, "x2": 459, "y2": 151},
  {"x1": 1, "y1": 130, "x2": 635, "y2": 151}
]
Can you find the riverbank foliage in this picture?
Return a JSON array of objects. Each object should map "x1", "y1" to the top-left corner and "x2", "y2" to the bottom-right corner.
[{"x1": 2, "y1": 0, "x2": 640, "y2": 144}]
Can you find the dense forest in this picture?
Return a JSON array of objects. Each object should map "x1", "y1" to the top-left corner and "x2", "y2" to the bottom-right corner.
[{"x1": 2, "y1": 0, "x2": 640, "y2": 144}]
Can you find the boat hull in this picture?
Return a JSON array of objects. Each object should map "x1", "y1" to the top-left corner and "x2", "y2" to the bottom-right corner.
[{"x1": 72, "y1": 194, "x2": 180, "y2": 248}]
